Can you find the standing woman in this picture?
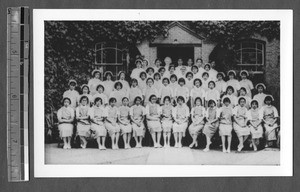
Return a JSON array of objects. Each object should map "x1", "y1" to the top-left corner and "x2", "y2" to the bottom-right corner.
[
  {"x1": 78, "y1": 84, "x2": 93, "y2": 106},
  {"x1": 202, "y1": 99, "x2": 219, "y2": 152},
  {"x1": 117, "y1": 71, "x2": 130, "y2": 93},
  {"x1": 188, "y1": 97, "x2": 205, "y2": 148},
  {"x1": 130, "y1": 59, "x2": 145, "y2": 80},
  {"x1": 239, "y1": 70, "x2": 254, "y2": 98},
  {"x1": 247, "y1": 100, "x2": 263, "y2": 151},
  {"x1": 253, "y1": 83, "x2": 267, "y2": 109},
  {"x1": 161, "y1": 96, "x2": 173, "y2": 148},
  {"x1": 233, "y1": 97, "x2": 250, "y2": 152},
  {"x1": 261, "y1": 95, "x2": 279, "y2": 148},
  {"x1": 76, "y1": 96, "x2": 91, "y2": 149},
  {"x1": 172, "y1": 96, "x2": 190, "y2": 148},
  {"x1": 226, "y1": 70, "x2": 241, "y2": 96},
  {"x1": 92, "y1": 84, "x2": 108, "y2": 106},
  {"x1": 128, "y1": 78, "x2": 143, "y2": 107},
  {"x1": 190, "y1": 78, "x2": 206, "y2": 108},
  {"x1": 221, "y1": 86, "x2": 238, "y2": 108},
  {"x1": 138, "y1": 71, "x2": 148, "y2": 92},
  {"x1": 153, "y1": 72, "x2": 163, "y2": 92},
  {"x1": 215, "y1": 72, "x2": 227, "y2": 97},
  {"x1": 118, "y1": 97, "x2": 132, "y2": 149},
  {"x1": 160, "y1": 77, "x2": 174, "y2": 105},
  {"x1": 146, "y1": 67, "x2": 155, "y2": 79},
  {"x1": 130, "y1": 96, "x2": 146, "y2": 148},
  {"x1": 203, "y1": 63, "x2": 217, "y2": 82},
  {"x1": 185, "y1": 72, "x2": 194, "y2": 92},
  {"x1": 143, "y1": 77, "x2": 160, "y2": 106},
  {"x1": 89, "y1": 97, "x2": 107, "y2": 150},
  {"x1": 109, "y1": 81, "x2": 128, "y2": 107},
  {"x1": 142, "y1": 59, "x2": 149, "y2": 70},
  {"x1": 57, "y1": 97, "x2": 75, "y2": 149},
  {"x1": 103, "y1": 71, "x2": 115, "y2": 97},
  {"x1": 169, "y1": 74, "x2": 179, "y2": 98},
  {"x1": 88, "y1": 69, "x2": 103, "y2": 96},
  {"x1": 105, "y1": 97, "x2": 121, "y2": 150},
  {"x1": 204, "y1": 81, "x2": 220, "y2": 108},
  {"x1": 63, "y1": 79, "x2": 80, "y2": 109},
  {"x1": 152, "y1": 58, "x2": 162, "y2": 73},
  {"x1": 174, "y1": 78, "x2": 190, "y2": 105},
  {"x1": 146, "y1": 95, "x2": 162, "y2": 148}
]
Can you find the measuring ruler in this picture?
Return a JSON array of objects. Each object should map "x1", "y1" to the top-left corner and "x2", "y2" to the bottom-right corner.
[{"x1": 7, "y1": 7, "x2": 29, "y2": 182}]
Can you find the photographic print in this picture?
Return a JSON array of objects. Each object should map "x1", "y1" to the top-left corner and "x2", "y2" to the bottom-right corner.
[{"x1": 34, "y1": 10, "x2": 293, "y2": 177}]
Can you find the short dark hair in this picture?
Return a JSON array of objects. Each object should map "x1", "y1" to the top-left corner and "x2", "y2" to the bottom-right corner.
[
  {"x1": 62, "y1": 97, "x2": 71, "y2": 104},
  {"x1": 134, "y1": 96, "x2": 142, "y2": 103},
  {"x1": 122, "y1": 97, "x2": 129, "y2": 102},
  {"x1": 163, "y1": 96, "x2": 171, "y2": 103},
  {"x1": 193, "y1": 78, "x2": 202, "y2": 86},
  {"x1": 226, "y1": 86, "x2": 234, "y2": 93},
  {"x1": 96, "y1": 84, "x2": 105, "y2": 91},
  {"x1": 208, "y1": 99, "x2": 216, "y2": 106},
  {"x1": 170, "y1": 74, "x2": 178, "y2": 81},
  {"x1": 109, "y1": 97, "x2": 117, "y2": 104},
  {"x1": 194, "y1": 97, "x2": 202, "y2": 105},
  {"x1": 178, "y1": 78, "x2": 186, "y2": 84},
  {"x1": 238, "y1": 97, "x2": 246, "y2": 104},
  {"x1": 162, "y1": 77, "x2": 170, "y2": 84},
  {"x1": 177, "y1": 96, "x2": 185, "y2": 103},
  {"x1": 149, "y1": 94, "x2": 157, "y2": 101},
  {"x1": 223, "y1": 97, "x2": 231, "y2": 104},
  {"x1": 79, "y1": 95, "x2": 89, "y2": 103},
  {"x1": 114, "y1": 81, "x2": 123, "y2": 89},
  {"x1": 94, "y1": 97, "x2": 103, "y2": 105}
]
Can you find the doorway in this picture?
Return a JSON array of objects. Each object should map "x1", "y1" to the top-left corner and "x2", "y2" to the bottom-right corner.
[{"x1": 157, "y1": 46, "x2": 194, "y2": 66}]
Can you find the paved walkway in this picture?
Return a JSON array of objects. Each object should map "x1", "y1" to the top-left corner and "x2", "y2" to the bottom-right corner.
[{"x1": 45, "y1": 144, "x2": 280, "y2": 165}]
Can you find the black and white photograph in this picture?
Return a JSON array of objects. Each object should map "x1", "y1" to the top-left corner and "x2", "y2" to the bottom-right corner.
[{"x1": 34, "y1": 10, "x2": 293, "y2": 177}]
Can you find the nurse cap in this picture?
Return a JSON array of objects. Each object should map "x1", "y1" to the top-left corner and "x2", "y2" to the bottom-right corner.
[
  {"x1": 68, "y1": 79, "x2": 77, "y2": 86},
  {"x1": 91, "y1": 69, "x2": 102, "y2": 77},
  {"x1": 240, "y1": 70, "x2": 249, "y2": 76},
  {"x1": 117, "y1": 71, "x2": 126, "y2": 77},
  {"x1": 80, "y1": 84, "x2": 89, "y2": 90},
  {"x1": 135, "y1": 59, "x2": 143, "y2": 65},
  {"x1": 217, "y1": 72, "x2": 226, "y2": 78},
  {"x1": 227, "y1": 70, "x2": 236, "y2": 76},
  {"x1": 255, "y1": 83, "x2": 266, "y2": 90},
  {"x1": 104, "y1": 71, "x2": 113, "y2": 77}
]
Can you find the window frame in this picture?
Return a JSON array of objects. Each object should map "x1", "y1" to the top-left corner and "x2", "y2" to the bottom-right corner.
[
  {"x1": 94, "y1": 42, "x2": 127, "y2": 66},
  {"x1": 235, "y1": 39, "x2": 266, "y2": 66}
]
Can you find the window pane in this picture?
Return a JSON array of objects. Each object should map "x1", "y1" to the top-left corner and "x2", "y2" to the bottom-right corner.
[
  {"x1": 117, "y1": 50, "x2": 122, "y2": 63},
  {"x1": 234, "y1": 51, "x2": 242, "y2": 63},
  {"x1": 242, "y1": 42, "x2": 256, "y2": 49},
  {"x1": 257, "y1": 43, "x2": 263, "y2": 51},
  {"x1": 242, "y1": 52, "x2": 256, "y2": 64},
  {"x1": 257, "y1": 52, "x2": 263, "y2": 64},
  {"x1": 102, "y1": 48, "x2": 116, "y2": 64}
]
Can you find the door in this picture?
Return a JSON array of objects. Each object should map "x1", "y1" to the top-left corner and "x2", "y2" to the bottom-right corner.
[{"x1": 157, "y1": 46, "x2": 194, "y2": 66}]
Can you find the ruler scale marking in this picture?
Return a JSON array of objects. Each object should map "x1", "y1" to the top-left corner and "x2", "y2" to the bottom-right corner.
[{"x1": 7, "y1": 7, "x2": 29, "y2": 182}]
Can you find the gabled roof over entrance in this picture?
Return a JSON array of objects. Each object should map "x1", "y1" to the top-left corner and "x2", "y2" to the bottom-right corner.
[{"x1": 150, "y1": 21, "x2": 204, "y2": 46}]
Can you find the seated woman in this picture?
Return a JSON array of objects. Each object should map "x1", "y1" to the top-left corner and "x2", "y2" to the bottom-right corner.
[
  {"x1": 261, "y1": 95, "x2": 279, "y2": 148},
  {"x1": 247, "y1": 100, "x2": 263, "y2": 151},
  {"x1": 202, "y1": 99, "x2": 219, "y2": 152},
  {"x1": 57, "y1": 97, "x2": 75, "y2": 149},
  {"x1": 89, "y1": 97, "x2": 107, "y2": 150},
  {"x1": 76, "y1": 96, "x2": 91, "y2": 149},
  {"x1": 146, "y1": 95, "x2": 162, "y2": 148},
  {"x1": 172, "y1": 96, "x2": 190, "y2": 148},
  {"x1": 188, "y1": 97, "x2": 205, "y2": 148}
]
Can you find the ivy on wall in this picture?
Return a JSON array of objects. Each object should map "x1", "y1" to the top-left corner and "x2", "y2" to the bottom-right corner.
[{"x1": 45, "y1": 21, "x2": 279, "y2": 110}]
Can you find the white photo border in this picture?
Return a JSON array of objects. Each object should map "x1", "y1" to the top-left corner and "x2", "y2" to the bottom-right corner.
[{"x1": 34, "y1": 9, "x2": 293, "y2": 177}]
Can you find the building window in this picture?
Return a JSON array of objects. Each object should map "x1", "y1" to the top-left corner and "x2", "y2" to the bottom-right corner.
[
  {"x1": 235, "y1": 39, "x2": 265, "y2": 74},
  {"x1": 94, "y1": 42, "x2": 128, "y2": 79},
  {"x1": 95, "y1": 42, "x2": 126, "y2": 65}
]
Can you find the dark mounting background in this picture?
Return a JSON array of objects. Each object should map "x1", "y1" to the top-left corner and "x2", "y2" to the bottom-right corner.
[{"x1": 0, "y1": 0, "x2": 298, "y2": 191}]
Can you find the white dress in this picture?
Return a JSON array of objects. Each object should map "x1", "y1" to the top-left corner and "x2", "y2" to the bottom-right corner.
[
  {"x1": 76, "y1": 105, "x2": 91, "y2": 137},
  {"x1": 88, "y1": 78, "x2": 103, "y2": 96},
  {"x1": 146, "y1": 103, "x2": 162, "y2": 133},
  {"x1": 89, "y1": 106, "x2": 107, "y2": 137},
  {"x1": 172, "y1": 104, "x2": 190, "y2": 136},
  {"x1": 130, "y1": 105, "x2": 146, "y2": 137},
  {"x1": 57, "y1": 106, "x2": 74, "y2": 137}
]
